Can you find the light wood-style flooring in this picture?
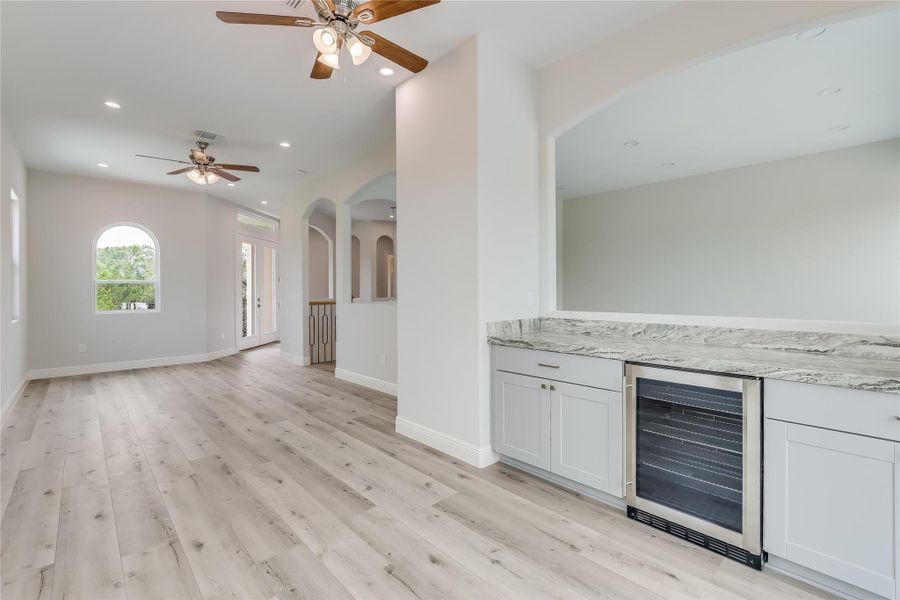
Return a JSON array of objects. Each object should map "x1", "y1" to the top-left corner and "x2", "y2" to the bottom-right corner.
[{"x1": 1, "y1": 344, "x2": 831, "y2": 600}]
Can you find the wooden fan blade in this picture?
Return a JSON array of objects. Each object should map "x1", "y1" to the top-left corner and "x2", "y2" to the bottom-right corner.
[
  {"x1": 213, "y1": 169, "x2": 241, "y2": 182},
  {"x1": 354, "y1": 1, "x2": 439, "y2": 24},
  {"x1": 167, "y1": 167, "x2": 194, "y2": 175},
  {"x1": 215, "y1": 164, "x2": 260, "y2": 172},
  {"x1": 360, "y1": 31, "x2": 427, "y2": 72},
  {"x1": 135, "y1": 154, "x2": 192, "y2": 165},
  {"x1": 216, "y1": 11, "x2": 315, "y2": 26},
  {"x1": 311, "y1": 53, "x2": 334, "y2": 79}
]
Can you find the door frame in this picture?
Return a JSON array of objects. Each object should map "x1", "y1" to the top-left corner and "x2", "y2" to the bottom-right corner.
[{"x1": 236, "y1": 234, "x2": 279, "y2": 350}]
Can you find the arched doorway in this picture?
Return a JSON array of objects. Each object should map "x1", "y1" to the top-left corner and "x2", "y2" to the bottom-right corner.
[{"x1": 303, "y1": 198, "x2": 337, "y2": 367}]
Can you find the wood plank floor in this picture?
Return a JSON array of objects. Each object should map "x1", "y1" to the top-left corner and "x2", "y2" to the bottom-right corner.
[{"x1": 1, "y1": 344, "x2": 832, "y2": 600}]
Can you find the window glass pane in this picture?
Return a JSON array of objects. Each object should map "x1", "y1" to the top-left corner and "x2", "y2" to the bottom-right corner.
[
  {"x1": 96, "y1": 283, "x2": 157, "y2": 311},
  {"x1": 96, "y1": 226, "x2": 156, "y2": 280},
  {"x1": 262, "y1": 247, "x2": 276, "y2": 334},
  {"x1": 237, "y1": 212, "x2": 278, "y2": 233},
  {"x1": 241, "y1": 242, "x2": 254, "y2": 337},
  {"x1": 10, "y1": 189, "x2": 21, "y2": 321}
]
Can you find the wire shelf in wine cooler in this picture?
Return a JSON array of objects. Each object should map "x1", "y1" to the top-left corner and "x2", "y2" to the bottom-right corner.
[
  {"x1": 639, "y1": 411, "x2": 743, "y2": 455},
  {"x1": 637, "y1": 378, "x2": 743, "y2": 416}
]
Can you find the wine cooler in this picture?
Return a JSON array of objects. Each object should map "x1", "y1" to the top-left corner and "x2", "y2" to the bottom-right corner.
[{"x1": 625, "y1": 364, "x2": 762, "y2": 569}]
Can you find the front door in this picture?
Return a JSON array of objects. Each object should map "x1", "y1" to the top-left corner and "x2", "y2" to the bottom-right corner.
[{"x1": 238, "y1": 236, "x2": 278, "y2": 350}]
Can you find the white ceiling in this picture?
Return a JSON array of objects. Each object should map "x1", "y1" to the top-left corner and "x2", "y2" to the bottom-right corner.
[
  {"x1": 556, "y1": 8, "x2": 900, "y2": 200},
  {"x1": 351, "y1": 198, "x2": 395, "y2": 221},
  {"x1": 0, "y1": 1, "x2": 672, "y2": 217}
]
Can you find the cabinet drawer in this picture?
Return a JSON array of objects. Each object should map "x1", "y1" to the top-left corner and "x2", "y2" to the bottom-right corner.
[
  {"x1": 492, "y1": 345, "x2": 622, "y2": 391},
  {"x1": 766, "y1": 379, "x2": 900, "y2": 442}
]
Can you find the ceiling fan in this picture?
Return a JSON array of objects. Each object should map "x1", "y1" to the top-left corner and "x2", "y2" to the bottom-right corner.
[
  {"x1": 136, "y1": 141, "x2": 260, "y2": 186},
  {"x1": 216, "y1": 0, "x2": 440, "y2": 79}
]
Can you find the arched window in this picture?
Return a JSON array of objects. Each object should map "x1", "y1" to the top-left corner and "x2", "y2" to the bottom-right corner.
[{"x1": 94, "y1": 223, "x2": 159, "y2": 312}]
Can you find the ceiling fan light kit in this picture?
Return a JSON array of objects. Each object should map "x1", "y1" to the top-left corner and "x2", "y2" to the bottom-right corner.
[
  {"x1": 186, "y1": 168, "x2": 220, "y2": 185},
  {"x1": 216, "y1": 0, "x2": 440, "y2": 79}
]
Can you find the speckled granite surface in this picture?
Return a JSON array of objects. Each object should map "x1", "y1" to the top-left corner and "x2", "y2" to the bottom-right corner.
[{"x1": 487, "y1": 319, "x2": 900, "y2": 394}]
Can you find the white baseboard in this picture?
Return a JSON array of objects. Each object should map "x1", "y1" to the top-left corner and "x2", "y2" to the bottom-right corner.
[
  {"x1": 1, "y1": 376, "x2": 29, "y2": 423},
  {"x1": 335, "y1": 368, "x2": 398, "y2": 396},
  {"x1": 395, "y1": 416, "x2": 498, "y2": 468},
  {"x1": 28, "y1": 347, "x2": 237, "y2": 380},
  {"x1": 279, "y1": 351, "x2": 311, "y2": 366}
]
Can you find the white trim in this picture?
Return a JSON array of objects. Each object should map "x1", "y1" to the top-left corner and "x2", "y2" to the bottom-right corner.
[
  {"x1": 335, "y1": 367, "x2": 397, "y2": 396},
  {"x1": 395, "y1": 416, "x2": 499, "y2": 468},
  {"x1": 1, "y1": 376, "x2": 29, "y2": 423},
  {"x1": 548, "y1": 310, "x2": 899, "y2": 336},
  {"x1": 280, "y1": 350, "x2": 311, "y2": 366},
  {"x1": 28, "y1": 347, "x2": 236, "y2": 379}
]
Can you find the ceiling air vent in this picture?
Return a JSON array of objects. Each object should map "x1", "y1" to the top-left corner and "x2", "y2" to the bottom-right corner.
[{"x1": 192, "y1": 129, "x2": 224, "y2": 141}]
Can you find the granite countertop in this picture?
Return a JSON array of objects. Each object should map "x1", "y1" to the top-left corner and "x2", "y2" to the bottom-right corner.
[{"x1": 487, "y1": 319, "x2": 900, "y2": 394}]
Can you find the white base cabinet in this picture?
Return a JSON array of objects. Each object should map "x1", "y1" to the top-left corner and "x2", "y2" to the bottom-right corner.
[
  {"x1": 765, "y1": 380, "x2": 900, "y2": 600},
  {"x1": 491, "y1": 346, "x2": 623, "y2": 498},
  {"x1": 492, "y1": 370, "x2": 551, "y2": 469},
  {"x1": 551, "y1": 383, "x2": 623, "y2": 497}
]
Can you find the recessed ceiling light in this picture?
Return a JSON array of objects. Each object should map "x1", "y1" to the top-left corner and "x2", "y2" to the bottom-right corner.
[
  {"x1": 796, "y1": 27, "x2": 826, "y2": 41},
  {"x1": 817, "y1": 87, "x2": 841, "y2": 97},
  {"x1": 279, "y1": 141, "x2": 291, "y2": 148},
  {"x1": 97, "y1": 163, "x2": 109, "y2": 168},
  {"x1": 379, "y1": 67, "x2": 394, "y2": 77},
  {"x1": 661, "y1": 162, "x2": 675, "y2": 167},
  {"x1": 260, "y1": 200, "x2": 268, "y2": 205},
  {"x1": 103, "y1": 100, "x2": 121, "y2": 109},
  {"x1": 828, "y1": 124, "x2": 849, "y2": 132},
  {"x1": 227, "y1": 182, "x2": 236, "y2": 187}
]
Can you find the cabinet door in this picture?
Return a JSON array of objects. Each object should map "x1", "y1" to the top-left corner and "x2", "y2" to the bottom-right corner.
[
  {"x1": 765, "y1": 419, "x2": 899, "y2": 599},
  {"x1": 492, "y1": 371, "x2": 550, "y2": 469},
  {"x1": 550, "y1": 382, "x2": 623, "y2": 496}
]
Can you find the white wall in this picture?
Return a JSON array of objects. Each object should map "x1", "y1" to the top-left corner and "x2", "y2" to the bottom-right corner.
[
  {"x1": 396, "y1": 36, "x2": 540, "y2": 466},
  {"x1": 397, "y1": 37, "x2": 483, "y2": 459},
  {"x1": 308, "y1": 227, "x2": 331, "y2": 300},
  {"x1": 1, "y1": 117, "x2": 28, "y2": 412},
  {"x1": 562, "y1": 139, "x2": 900, "y2": 323},
  {"x1": 206, "y1": 198, "x2": 238, "y2": 355},
  {"x1": 335, "y1": 302, "x2": 397, "y2": 393},
  {"x1": 27, "y1": 170, "x2": 238, "y2": 373}
]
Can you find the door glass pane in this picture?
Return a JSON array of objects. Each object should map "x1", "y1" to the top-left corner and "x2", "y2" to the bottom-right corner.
[
  {"x1": 241, "y1": 242, "x2": 254, "y2": 338},
  {"x1": 635, "y1": 377, "x2": 744, "y2": 532},
  {"x1": 262, "y1": 246, "x2": 276, "y2": 335}
]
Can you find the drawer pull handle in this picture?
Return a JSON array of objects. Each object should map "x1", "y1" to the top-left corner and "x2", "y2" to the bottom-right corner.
[
  {"x1": 537, "y1": 363, "x2": 560, "y2": 369},
  {"x1": 895, "y1": 416, "x2": 900, "y2": 421}
]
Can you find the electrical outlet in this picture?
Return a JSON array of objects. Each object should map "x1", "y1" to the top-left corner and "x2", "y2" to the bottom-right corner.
[{"x1": 78, "y1": 343, "x2": 86, "y2": 353}]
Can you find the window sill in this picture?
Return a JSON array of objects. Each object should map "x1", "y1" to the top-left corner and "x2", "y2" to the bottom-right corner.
[{"x1": 95, "y1": 309, "x2": 161, "y2": 315}]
